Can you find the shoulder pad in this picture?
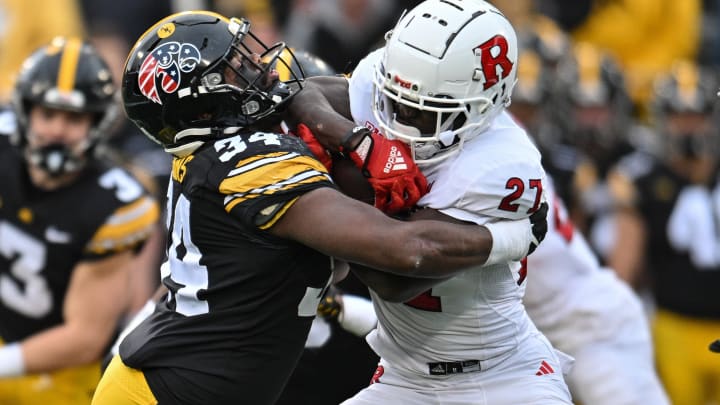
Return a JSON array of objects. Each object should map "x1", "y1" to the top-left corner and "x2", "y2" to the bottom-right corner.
[{"x1": 208, "y1": 132, "x2": 334, "y2": 229}]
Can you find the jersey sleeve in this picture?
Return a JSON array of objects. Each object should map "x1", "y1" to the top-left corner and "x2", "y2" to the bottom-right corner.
[
  {"x1": 218, "y1": 145, "x2": 336, "y2": 230},
  {"x1": 83, "y1": 193, "x2": 160, "y2": 260}
]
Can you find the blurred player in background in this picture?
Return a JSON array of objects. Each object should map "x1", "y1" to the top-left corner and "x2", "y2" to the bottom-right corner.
[
  {"x1": 510, "y1": 42, "x2": 669, "y2": 405},
  {"x1": 0, "y1": 37, "x2": 159, "y2": 404},
  {"x1": 549, "y1": 42, "x2": 638, "y2": 261},
  {"x1": 608, "y1": 59, "x2": 720, "y2": 404}
]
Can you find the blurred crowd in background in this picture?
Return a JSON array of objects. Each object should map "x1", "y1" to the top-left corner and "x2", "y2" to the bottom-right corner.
[{"x1": 2, "y1": 0, "x2": 720, "y2": 404}]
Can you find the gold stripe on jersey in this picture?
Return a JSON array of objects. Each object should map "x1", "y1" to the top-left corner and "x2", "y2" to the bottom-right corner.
[
  {"x1": 220, "y1": 152, "x2": 331, "y2": 212},
  {"x1": 86, "y1": 196, "x2": 160, "y2": 255}
]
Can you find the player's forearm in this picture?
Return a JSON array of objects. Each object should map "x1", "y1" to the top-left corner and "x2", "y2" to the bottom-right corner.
[
  {"x1": 20, "y1": 322, "x2": 113, "y2": 374},
  {"x1": 391, "y1": 218, "x2": 532, "y2": 278},
  {"x1": 388, "y1": 222, "x2": 490, "y2": 278},
  {"x1": 351, "y1": 264, "x2": 451, "y2": 302},
  {"x1": 608, "y1": 210, "x2": 646, "y2": 288},
  {"x1": 287, "y1": 77, "x2": 354, "y2": 151}
]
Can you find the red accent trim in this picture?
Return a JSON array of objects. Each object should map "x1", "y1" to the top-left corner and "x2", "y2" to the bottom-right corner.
[{"x1": 404, "y1": 290, "x2": 442, "y2": 312}]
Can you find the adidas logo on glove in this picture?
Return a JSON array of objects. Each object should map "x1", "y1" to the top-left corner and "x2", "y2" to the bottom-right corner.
[{"x1": 383, "y1": 146, "x2": 408, "y2": 174}]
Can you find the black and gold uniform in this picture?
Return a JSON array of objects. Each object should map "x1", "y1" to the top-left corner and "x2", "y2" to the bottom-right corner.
[
  {"x1": 618, "y1": 153, "x2": 720, "y2": 316},
  {"x1": 613, "y1": 150, "x2": 720, "y2": 404},
  {"x1": 0, "y1": 127, "x2": 159, "y2": 400},
  {"x1": 119, "y1": 131, "x2": 336, "y2": 404}
]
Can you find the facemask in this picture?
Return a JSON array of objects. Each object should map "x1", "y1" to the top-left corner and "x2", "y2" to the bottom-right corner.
[
  {"x1": 670, "y1": 133, "x2": 705, "y2": 159},
  {"x1": 389, "y1": 118, "x2": 457, "y2": 161},
  {"x1": 27, "y1": 143, "x2": 84, "y2": 177}
]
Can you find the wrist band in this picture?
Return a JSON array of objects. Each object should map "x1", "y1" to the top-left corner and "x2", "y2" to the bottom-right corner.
[
  {"x1": 484, "y1": 219, "x2": 531, "y2": 265},
  {"x1": 340, "y1": 126, "x2": 371, "y2": 153},
  {"x1": 0, "y1": 343, "x2": 26, "y2": 378}
]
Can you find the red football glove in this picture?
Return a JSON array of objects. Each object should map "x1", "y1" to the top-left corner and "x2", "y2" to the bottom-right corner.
[
  {"x1": 294, "y1": 123, "x2": 333, "y2": 171},
  {"x1": 341, "y1": 126, "x2": 429, "y2": 214}
]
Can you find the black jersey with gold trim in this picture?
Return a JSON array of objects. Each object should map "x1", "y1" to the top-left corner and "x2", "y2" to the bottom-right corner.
[
  {"x1": 615, "y1": 151, "x2": 720, "y2": 317},
  {"x1": 0, "y1": 133, "x2": 159, "y2": 342},
  {"x1": 120, "y1": 131, "x2": 337, "y2": 405}
]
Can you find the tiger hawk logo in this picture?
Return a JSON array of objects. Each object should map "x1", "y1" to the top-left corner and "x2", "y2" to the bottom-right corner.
[{"x1": 138, "y1": 42, "x2": 201, "y2": 104}]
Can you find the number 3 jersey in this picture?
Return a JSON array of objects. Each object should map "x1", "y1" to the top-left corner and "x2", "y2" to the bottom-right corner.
[
  {"x1": 0, "y1": 122, "x2": 159, "y2": 342},
  {"x1": 348, "y1": 50, "x2": 549, "y2": 374},
  {"x1": 119, "y1": 131, "x2": 336, "y2": 404}
]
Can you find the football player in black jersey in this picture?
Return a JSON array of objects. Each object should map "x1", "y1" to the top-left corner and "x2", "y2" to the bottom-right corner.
[
  {"x1": 607, "y1": 60, "x2": 720, "y2": 405},
  {"x1": 0, "y1": 37, "x2": 160, "y2": 404},
  {"x1": 92, "y1": 11, "x2": 547, "y2": 405}
]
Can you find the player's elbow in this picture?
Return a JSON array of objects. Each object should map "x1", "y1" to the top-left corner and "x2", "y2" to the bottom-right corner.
[
  {"x1": 77, "y1": 337, "x2": 110, "y2": 365},
  {"x1": 60, "y1": 343, "x2": 104, "y2": 367},
  {"x1": 66, "y1": 324, "x2": 115, "y2": 365}
]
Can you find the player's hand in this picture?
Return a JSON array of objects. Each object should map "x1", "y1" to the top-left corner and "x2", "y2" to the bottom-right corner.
[
  {"x1": 294, "y1": 123, "x2": 333, "y2": 171},
  {"x1": 317, "y1": 287, "x2": 342, "y2": 320},
  {"x1": 341, "y1": 126, "x2": 429, "y2": 214},
  {"x1": 527, "y1": 201, "x2": 549, "y2": 255}
]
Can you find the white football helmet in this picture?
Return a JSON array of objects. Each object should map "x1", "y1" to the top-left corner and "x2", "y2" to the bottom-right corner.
[{"x1": 372, "y1": 0, "x2": 518, "y2": 164}]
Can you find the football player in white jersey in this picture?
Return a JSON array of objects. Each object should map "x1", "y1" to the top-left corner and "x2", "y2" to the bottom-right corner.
[
  {"x1": 522, "y1": 177, "x2": 670, "y2": 405},
  {"x1": 287, "y1": 1, "x2": 572, "y2": 403},
  {"x1": 508, "y1": 44, "x2": 670, "y2": 404},
  {"x1": 322, "y1": 177, "x2": 671, "y2": 405}
]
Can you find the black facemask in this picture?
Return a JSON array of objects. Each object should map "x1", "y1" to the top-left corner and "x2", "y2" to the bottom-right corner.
[
  {"x1": 670, "y1": 133, "x2": 706, "y2": 160},
  {"x1": 27, "y1": 143, "x2": 84, "y2": 177}
]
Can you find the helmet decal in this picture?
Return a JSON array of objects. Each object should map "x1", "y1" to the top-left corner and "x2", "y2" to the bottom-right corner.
[
  {"x1": 474, "y1": 35, "x2": 514, "y2": 90},
  {"x1": 123, "y1": 11, "x2": 304, "y2": 152},
  {"x1": 158, "y1": 23, "x2": 176, "y2": 39},
  {"x1": 138, "y1": 41, "x2": 201, "y2": 104}
]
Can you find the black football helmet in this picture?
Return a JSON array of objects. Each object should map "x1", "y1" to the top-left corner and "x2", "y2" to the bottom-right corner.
[
  {"x1": 554, "y1": 42, "x2": 633, "y2": 152},
  {"x1": 122, "y1": 11, "x2": 304, "y2": 156},
  {"x1": 650, "y1": 60, "x2": 719, "y2": 159},
  {"x1": 11, "y1": 37, "x2": 119, "y2": 175},
  {"x1": 274, "y1": 48, "x2": 336, "y2": 81},
  {"x1": 652, "y1": 60, "x2": 718, "y2": 116}
]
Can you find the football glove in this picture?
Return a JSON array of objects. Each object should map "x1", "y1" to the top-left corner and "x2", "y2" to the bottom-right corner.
[
  {"x1": 528, "y1": 201, "x2": 549, "y2": 255},
  {"x1": 294, "y1": 123, "x2": 333, "y2": 171},
  {"x1": 341, "y1": 126, "x2": 429, "y2": 214},
  {"x1": 317, "y1": 287, "x2": 342, "y2": 320}
]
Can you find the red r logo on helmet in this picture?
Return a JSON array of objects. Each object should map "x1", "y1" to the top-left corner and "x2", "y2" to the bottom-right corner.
[{"x1": 475, "y1": 35, "x2": 514, "y2": 90}]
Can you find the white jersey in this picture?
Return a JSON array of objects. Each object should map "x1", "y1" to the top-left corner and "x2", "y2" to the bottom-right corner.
[
  {"x1": 348, "y1": 49, "x2": 547, "y2": 374},
  {"x1": 521, "y1": 178, "x2": 669, "y2": 404},
  {"x1": 522, "y1": 177, "x2": 650, "y2": 353}
]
